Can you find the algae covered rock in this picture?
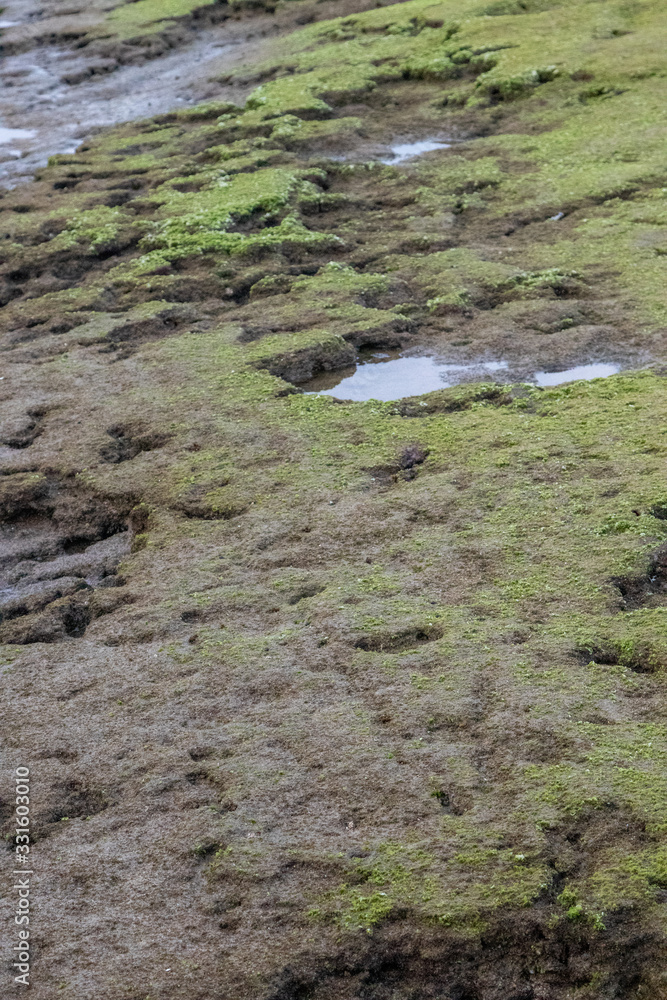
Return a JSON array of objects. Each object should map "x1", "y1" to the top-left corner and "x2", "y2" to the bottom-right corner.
[{"x1": 2, "y1": 0, "x2": 667, "y2": 997}]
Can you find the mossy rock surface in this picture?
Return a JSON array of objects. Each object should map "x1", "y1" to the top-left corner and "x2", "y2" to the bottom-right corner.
[{"x1": 2, "y1": 0, "x2": 667, "y2": 996}]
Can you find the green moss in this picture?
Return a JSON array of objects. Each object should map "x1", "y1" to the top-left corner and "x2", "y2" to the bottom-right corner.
[
  {"x1": 98, "y1": 333, "x2": 667, "y2": 933},
  {"x1": 59, "y1": 206, "x2": 136, "y2": 254},
  {"x1": 107, "y1": 0, "x2": 216, "y2": 36},
  {"x1": 313, "y1": 838, "x2": 549, "y2": 932},
  {"x1": 6, "y1": 0, "x2": 667, "y2": 975},
  {"x1": 236, "y1": 0, "x2": 663, "y2": 115},
  {"x1": 152, "y1": 166, "x2": 298, "y2": 225},
  {"x1": 68, "y1": 301, "x2": 191, "y2": 345},
  {"x1": 269, "y1": 115, "x2": 363, "y2": 149},
  {"x1": 113, "y1": 169, "x2": 342, "y2": 262}
]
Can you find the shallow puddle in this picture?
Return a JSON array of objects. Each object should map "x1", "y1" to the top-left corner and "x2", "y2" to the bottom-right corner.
[
  {"x1": 0, "y1": 126, "x2": 36, "y2": 145},
  {"x1": 534, "y1": 363, "x2": 620, "y2": 386},
  {"x1": 379, "y1": 139, "x2": 450, "y2": 165},
  {"x1": 302, "y1": 353, "x2": 508, "y2": 402},
  {"x1": 301, "y1": 352, "x2": 623, "y2": 402}
]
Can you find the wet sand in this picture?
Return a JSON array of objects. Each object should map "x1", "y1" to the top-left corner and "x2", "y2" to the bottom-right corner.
[
  {"x1": 0, "y1": 0, "x2": 382, "y2": 188},
  {"x1": 0, "y1": 13, "x2": 273, "y2": 187}
]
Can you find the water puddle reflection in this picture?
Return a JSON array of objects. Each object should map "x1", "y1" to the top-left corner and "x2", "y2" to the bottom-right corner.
[
  {"x1": 302, "y1": 353, "x2": 507, "y2": 402},
  {"x1": 534, "y1": 363, "x2": 620, "y2": 386},
  {"x1": 379, "y1": 139, "x2": 450, "y2": 165},
  {"x1": 0, "y1": 126, "x2": 36, "y2": 145},
  {"x1": 301, "y1": 352, "x2": 622, "y2": 402}
]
